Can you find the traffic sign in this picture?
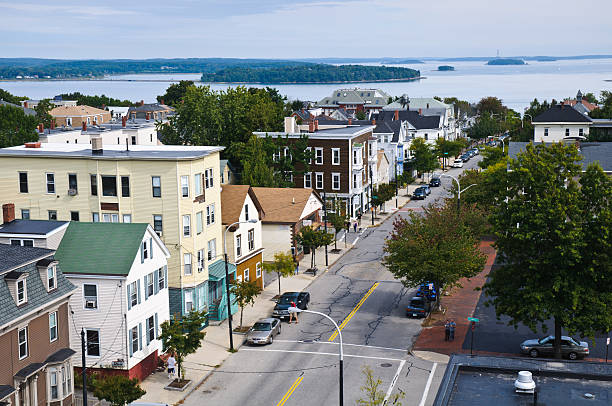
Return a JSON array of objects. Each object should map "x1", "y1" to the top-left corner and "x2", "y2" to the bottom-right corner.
[{"x1": 467, "y1": 317, "x2": 479, "y2": 322}]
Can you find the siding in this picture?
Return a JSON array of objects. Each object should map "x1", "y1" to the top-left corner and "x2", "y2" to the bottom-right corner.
[{"x1": 261, "y1": 224, "x2": 292, "y2": 262}]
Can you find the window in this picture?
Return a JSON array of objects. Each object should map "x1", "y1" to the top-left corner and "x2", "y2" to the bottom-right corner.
[
  {"x1": 353, "y1": 173, "x2": 358, "y2": 189},
  {"x1": 121, "y1": 176, "x2": 130, "y2": 197},
  {"x1": 129, "y1": 281, "x2": 138, "y2": 307},
  {"x1": 244, "y1": 269, "x2": 250, "y2": 282},
  {"x1": 147, "y1": 315, "x2": 155, "y2": 343},
  {"x1": 244, "y1": 204, "x2": 249, "y2": 221},
  {"x1": 102, "y1": 213, "x2": 119, "y2": 222},
  {"x1": 194, "y1": 173, "x2": 202, "y2": 196},
  {"x1": 197, "y1": 249, "x2": 204, "y2": 272},
  {"x1": 131, "y1": 136, "x2": 136, "y2": 145},
  {"x1": 304, "y1": 173, "x2": 312, "y2": 188},
  {"x1": 146, "y1": 273, "x2": 154, "y2": 297},
  {"x1": 70, "y1": 211, "x2": 79, "y2": 221},
  {"x1": 18, "y1": 327, "x2": 28, "y2": 359},
  {"x1": 353, "y1": 149, "x2": 359, "y2": 165},
  {"x1": 92, "y1": 212, "x2": 99, "y2": 222},
  {"x1": 83, "y1": 284, "x2": 98, "y2": 309},
  {"x1": 185, "y1": 290, "x2": 194, "y2": 312},
  {"x1": 565, "y1": 128, "x2": 570, "y2": 137},
  {"x1": 579, "y1": 128, "x2": 584, "y2": 137},
  {"x1": 17, "y1": 279, "x2": 26, "y2": 305},
  {"x1": 153, "y1": 215, "x2": 163, "y2": 236},
  {"x1": 86, "y1": 329, "x2": 100, "y2": 356},
  {"x1": 273, "y1": 149, "x2": 281, "y2": 162},
  {"x1": 19, "y1": 172, "x2": 28, "y2": 193},
  {"x1": 47, "y1": 266, "x2": 56, "y2": 290},
  {"x1": 184, "y1": 253, "x2": 192, "y2": 275},
  {"x1": 315, "y1": 172, "x2": 323, "y2": 189},
  {"x1": 181, "y1": 175, "x2": 189, "y2": 197},
  {"x1": 196, "y1": 211, "x2": 203, "y2": 234},
  {"x1": 152, "y1": 176, "x2": 161, "y2": 197},
  {"x1": 122, "y1": 214, "x2": 131, "y2": 223},
  {"x1": 204, "y1": 168, "x2": 214, "y2": 189},
  {"x1": 49, "y1": 311, "x2": 58, "y2": 342},
  {"x1": 157, "y1": 267, "x2": 165, "y2": 291},
  {"x1": 90, "y1": 174, "x2": 97, "y2": 195},
  {"x1": 183, "y1": 215, "x2": 191, "y2": 236},
  {"x1": 10, "y1": 239, "x2": 33, "y2": 247},
  {"x1": 50, "y1": 369, "x2": 58, "y2": 399},
  {"x1": 305, "y1": 147, "x2": 312, "y2": 164},
  {"x1": 206, "y1": 204, "x2": 215, "y2": 225},
  {"x1": 332, "y1": 148, "x2": 340, "y2": 165},
  {"x1": 236, "y1": 235, "x2": 242, "y2": 257},
  {"x1": 46, "y1": 173, "x2": 55, "y2": 194},
  {"x1": 207, "y1": 239, "x2": 216, "y2": 261},
  {"x1": 248, "y1": 229, "x2": 255, "y2": 251},
  {"x1": 68, "y1": 173, "x2": 77, "y2": 193},
  {"x1": 130, "y1": 326, "x2": 139, "y2": 354},
  {"x1": 101, "y1": 175, "x2": 117, "y2": 197},
  {"x1": 332, "y1": 173, "x2": 341, "y2": 190},
  {"x1": 142, "y1": 240, "x2": 148, "y2": 259},
  {"x1": 21, "y1": 209, "x2": 30, "y2": 219},
  {"x1": 256, "y1": 262, "x2": 262, "y2": 278},
  {"x1": 48, "y1": 210, "x2": 57, "y2": 220},
  {"x1": 315, "y1": 148, "x2": 323, "y2": 164},
  {"x1": 62, "y1": 366, "x2": 70, "y2": 398}
]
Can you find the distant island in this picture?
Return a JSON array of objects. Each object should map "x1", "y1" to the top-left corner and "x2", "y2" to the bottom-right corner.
[
  {"x1": 437, "y1": 65, "x2": 455, "y2": 71},
  {"x1": 486, "y1": 58, "x2": 526, "y2": 66},
  {"x1": 200, "y1": 64, "x2": 421, "y2": 84},
  {"x1": 382, "y1": 59, "x2": 424, "y2": 65}
]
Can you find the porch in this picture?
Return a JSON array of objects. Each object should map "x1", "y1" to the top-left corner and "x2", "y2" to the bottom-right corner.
[{"x1": 206, "y1": 259, "x2": 239, "y2": 322}]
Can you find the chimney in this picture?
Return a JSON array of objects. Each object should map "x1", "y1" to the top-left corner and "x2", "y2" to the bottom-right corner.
[
  {"x1": 140, "y1": 100, "x2": 144, "y2": 106},
  {"x1": 161, "y1": 98, "x2": 165, "y2": 105},
  {"x1": 50, "y1": 119, "x2": 55, "y2": 130},
  {"x1": 146, "y1": 112, "x2": 150, "y2": 121},
  {"x1": 122, "y1": 116, "x2": 127, "y2": 127},
  {"x1": 82, "y1": 121, "x2": 87, "y2": 132},
  {"x1": 102, "y1": 104, "x2": 106, "y2": 110},
  {"x1": 372, "y1": 119, "x2": 376, "y2": 125},
  {"x1": 418, "y1": 108, "x2": 422, "y2": 115},
  {"x1": 394, "y1": 110, "x2": 399, "y2": 121},
  {"x1": 314, "y1": 119, "x2": 319, "y2": 131},
  {"x1": 91, "y1": 137, "x2": 103, "y2": 155},
  {"x1": 309, "y1": 121, "x2": 315, "y2": 132},
  {"x1": 38, "y1": 124, "x2": 44, "y2": 133},
  {"x1": 2, "y1": 204, "x2": 15, "y2": 224},
  {"x1": 25, "y1": 142, "x2": 41, "y2": 148},
  {"x1": 348, "y1": 118, "x2": 352, "y2": 125},
  {"x1": 24, "y1": 101, "x2": 28, "y2": 108}
]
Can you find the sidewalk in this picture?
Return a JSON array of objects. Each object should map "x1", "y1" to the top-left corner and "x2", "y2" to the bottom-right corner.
[{"x1": 138, "y1": 190, "x2": 412, "y2": 405}]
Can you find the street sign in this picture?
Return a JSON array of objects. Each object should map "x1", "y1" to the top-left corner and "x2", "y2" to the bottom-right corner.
[{"x1": 467, "y1": 317, "x2": 479, "y2": 322}]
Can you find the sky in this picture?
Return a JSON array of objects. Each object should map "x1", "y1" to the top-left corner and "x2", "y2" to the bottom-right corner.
[{"x1": 1, "y1": 0, "x2": 611, "y2": 59}]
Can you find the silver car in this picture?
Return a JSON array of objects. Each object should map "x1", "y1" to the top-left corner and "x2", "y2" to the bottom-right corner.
[{"x1": 246, "y1": 318, "x2": 281, "y2": 345}]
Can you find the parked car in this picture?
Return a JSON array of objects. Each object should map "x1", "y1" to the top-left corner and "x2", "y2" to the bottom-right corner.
[
  {"x1": 471, "y1": 148, "x2": 479, "y2": 156},
  {"x1": 422, "y1": 185, "x2": 432, "y2": 195},
  {"x1": 461, "y1": 154, "x2": 471, "y2": 162},
  {"x1": 246, "y1": 318, "x2": 282, "y2": 345},
  {"x1": 520, "y1": 335, "x2": 589, "y2": 360},
  {"x1": 429, "y1": 177, "x2": 441, "y2": 187},
  {"x1": 272, "y1": 291, "x2": 310, "y2": 320},
  {"x1": 452, "y1": 159, "x2": 464, "y2": 168},
  {"x1": 406, "y1": 296, "x2": 432, "y2": 318},
  {"x1": 412, "y1": 187, "x2": 427, "y2": 200}
]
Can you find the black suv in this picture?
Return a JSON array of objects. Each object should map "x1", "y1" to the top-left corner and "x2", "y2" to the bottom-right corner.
[
  {"x1": 429, "y1": 177, "x2": 441, "y2": 187},
  {"x1": 406, "y1": 296, "x2": 432, "y2": 318},
  {"x1": 272, "y1": 292, "x2": 310, "y2": 320},
  {"x1": 412, "y1": 187, "x2": 427, "y2": 200}
]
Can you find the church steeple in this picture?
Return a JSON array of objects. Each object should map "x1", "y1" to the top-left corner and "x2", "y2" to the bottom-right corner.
[{"x1": 576, "y1": 90, "x2": 583, "y2": 102}]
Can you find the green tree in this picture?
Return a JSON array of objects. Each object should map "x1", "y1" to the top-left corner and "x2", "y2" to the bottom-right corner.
[
  {"x1": 468, "y1": 112, "x2": 501, "y2": 140},
  {"x1": 355, "y1": 110, "x2": 366, "y2": 120},
  {"x1": 476, "y1": 96, "x2": 506, "y2": 115},
  {"x1": 356, "y1": 365, "x2": 404, "y2": 405},
  {"x1": 92, "y1": 375, "x2": 145, "y2": 406},
  {"x1": 157, "y1": 80, "x2": 195, "y2": 106},
  {"x1": 296, "y1": 226, "x2": 333, "y2": 269},
  {"x1": 0, "y1": 88, "x2": 27, "y2": 104},
  {"x1": 230, "y1": 280, "x2": 263, "y2": 329},
  {"x1": 263, "y1": 252, "x2": 296, "y2": 296},
  {"x1": 0, "y1": 104, "x2": 38, "y2": 148},
  {"x1": 327, "y1": 209, "x2": 349, "y2": 252},
  {"x1": 581, "y1": 92, "x2": 598, "y2": 104},
  {"x1": 238, "y1": 135, "x2": 277, "y2": 187},
  {"x1": 483, "y1": 143, "x2": 612, "y2": 359},
  {"x1": 34, "y1": 98, "x2": 53, "y2": 128},
  {"x1": 383, "y1": 203, "x2": 486, "y2": 295},
  {"x1": 372, "y1": 183, "x2": 395, "y2": 213},
  {"x1": 477, "y1": 145, "x2": 506, "y2": 169},
  {"x1": 448, "y1": 164, "x2": 508, "y2": 216},
  {"x1": 159, "y1": 310, "x2": 207, "y2": 381},
  {"x1": 57, "y1": 92, "x2": 133, "y2": 108},
  {"x1": 410, "y1": 138, "x2": 439, "y2": 179}
]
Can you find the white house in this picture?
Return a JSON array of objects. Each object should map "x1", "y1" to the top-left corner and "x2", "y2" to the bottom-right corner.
[
  {"x1": 54, "y1": 222, "x2": 170, "y2": 381},
  {"x1": 0, "y1": 216, "x2": 69, "y2": 249},
  {"x1": 532, "y1": 104, "x2": 592, "y2": 142}
]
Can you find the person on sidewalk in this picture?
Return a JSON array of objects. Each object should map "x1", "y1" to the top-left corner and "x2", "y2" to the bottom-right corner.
[
  {"x1": 353, "y1": 221, "x2": 358, "y2": 233},
  {"x1": 289, "y1": 300, "x2": 299, "y2": 324},
  {"x1": 444, "y1": 320, "x2": 450, "y2": 341},
  {"x1": 167, "y1": 354, "x2": 176, "y2": 380},
  {"x1": 449, "y1": 319, "x2": 456, "y2": 341}
]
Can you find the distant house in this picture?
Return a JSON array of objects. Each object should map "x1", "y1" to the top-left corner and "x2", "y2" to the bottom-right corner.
[
  {"x1": 563, "y1": 90, "x2": 599, "y2": 114},
  {"x1": 316, "y1": 88, "x2": 391, "y2": 117},
  {"x1": 531, "y1": 104, "x2": 592, "y2": 142},
  {"x1": 251, "y1": 187, "x2": 323, "y2": 262},
  {"x1": 49, "y1": 105, "x2": 111, "y2": 128},
  {"x1": 0, "y1": 209, "x2": 68, "y2": 249},
  {"x1": 220, "y1": 160, "x2": 237, "y2": 185},
  {"x1": 128, "y1": 103, "x2": 174, "y2": 121},
  {"x1": 107, "y1": 106, "x2": 130, "y2": 120},
  {"x1": 508, "y1": 141, "x2": 612, "y2": 174},
  {"x1": 383, "y1": 96, "x2": 459, "y2": 140},
  {"x1": 55, "y1": 222, "x2": 171, "y2": 381},
  {"x1": 20, "y1": 99, "x2": 77, "y2": 110},
  {"x1": 0, "y1": 100, "x2": 36, "y2": 116},
  {"x1": 0, "y1": 243, "x2": 76, "y2": 406}
]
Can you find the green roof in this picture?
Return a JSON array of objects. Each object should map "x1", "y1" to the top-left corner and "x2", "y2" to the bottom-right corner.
[
  {"x1": 208, "y1": 259, "x2": 236, "y2": 281},
  {"x1": 55, "y1": 222, "x2": 149, "y2": 276}
]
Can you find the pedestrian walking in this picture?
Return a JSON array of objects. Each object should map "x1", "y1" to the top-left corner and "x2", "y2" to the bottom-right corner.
[
  {"x1": 353, "y1": 221, "x2": 358, "y2": 233},
  {"x1": 289, "y1": 300, "x2": 299, "y2": 324},
  {"x1": 449, "y1": 319, "x2": 456, "y2": 341},
  {"x1": 167, "y1": 354, "x2": 176, "y2": 380},
  {"x1": 444, "y1": 320, "x2": 450, "y2": 341}
]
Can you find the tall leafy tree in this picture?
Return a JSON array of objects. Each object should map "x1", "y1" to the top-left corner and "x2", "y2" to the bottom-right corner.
[
  {"x1": 156, "y1": 80, "x2": 195, "y2": 106},
  {"x1": 468, "y1": 112, "x2": 502, "y2": 140},
  {"x1": 92, "y1": 375, "x2": 145, "y2": 406},
  {"x1": 34, "y1": 98, "x2": 53, "y2": 128},
  {"x1": 0, "y1": 104, "x2": 38, "y2": 148},
  {"x1": 238, "y1": 135, "x2": 277, "y2": 187},
  {"x1": 159, "y1": 310, "x2": 207, "y2": 381},
  {"x1": 327, "y1": 210, "x2": 349, "y2": 252},
  {"x1": 410, "y1": 138, "x2": 439, "y2": 178},
  {"x1": 230, "y1": 280, "x2": 263, "y2": 329},
  {"x1": 263, "y1": 252, "x2": 296, "y2": 295},
  {"x1": 296, "y1": 226, "x2": 334, "y2": 269},
  {"x1": 483, "y1": 143, "x2": 612, "y2": 359},
  {"x1": 476, "y1": 96, "x2": 506, "y2": 115},
  {"x1": 0, "y1": 88, "x2": 27, "y2": 105},
  {"x1": 477, "y1": 145, "x2": 506, "y2": 169}
]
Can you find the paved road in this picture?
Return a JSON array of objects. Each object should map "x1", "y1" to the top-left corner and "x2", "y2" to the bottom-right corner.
[{"x1": 184, "y1": 157, "x2": 481, "y2": 406}]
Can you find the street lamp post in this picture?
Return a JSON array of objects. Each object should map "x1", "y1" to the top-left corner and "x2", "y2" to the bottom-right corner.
[
  {"x1": 521, "y1": 113, "x2": 532, "y2": 129},
  {"x1": 369, "y1": 168, "x2": 374, "y2": 226},
  {"x1": 436, "y1": 173, "x2": 478, "y2": 212},
  {"x1": 288, "y1": 307, "x2": 344, "y2": 406},
  {"x1": 394, "y1": 155, "x2": 398, "y2": 209},
  {"x1": 323, "y1": 191, "x2": 328, "y2": 267},
  {"x1": 224, "y1": 219, "x2": 258, "y2": 351}
]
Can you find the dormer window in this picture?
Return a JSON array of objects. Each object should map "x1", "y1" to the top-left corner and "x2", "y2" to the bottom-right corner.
[
  {"x1": 17, "y1": 279, "x2": 27, "y2": 305},
  {"x1": 47, "y1": 266, "x2": 57, "y2": 290}
]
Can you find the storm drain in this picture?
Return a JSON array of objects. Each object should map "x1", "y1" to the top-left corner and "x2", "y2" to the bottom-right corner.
[{"x1": 380, "y1": 363, "x2": 393, "y2": 368}]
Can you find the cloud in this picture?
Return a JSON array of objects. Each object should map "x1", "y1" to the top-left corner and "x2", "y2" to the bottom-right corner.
[{"x1": 0, "y1": 1, "x2": 136, "y2": 17}]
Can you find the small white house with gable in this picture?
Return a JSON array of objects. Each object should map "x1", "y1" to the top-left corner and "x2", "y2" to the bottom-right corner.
[
  {"x1": 532, "y1": 104, "x2": 592, "y2": 142},
  {"x1": 55, "y1": 222, "x2": 170, "y2": 381}
]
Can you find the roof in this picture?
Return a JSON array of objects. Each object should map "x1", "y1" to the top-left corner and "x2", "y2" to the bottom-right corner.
[
  {"x1": 55, "y1": 222, "x2": 149, "y2": 276},
  {"x1": 0, "y1": 219, "x2": 68, "y2": 236},
  {"x1": 0, "y1": 143, "x2": 224, "y2": 160},
  {"x1": 563, "y1": 99, "x2": 598, "y2": 112},
  {"x1": 0, "y1": 244, "x2": 55, "y2": 274},
  {"x1": 208, "y1": 259, "x2": 236, "y2": 281},
  {"x1": 14, "y1": 362, "x2": 46, "y2": 379},
  {"x1": 251, "y1": 187, "x2": 322, "y2": 224},
  {"x1": 0, "y1": 385, "x2": 15, "y2": 401},
  {"x1": 316, "y1": 88, "x2": 390, "y2": 108},
  {"x1": 49, "y1": 105, "x2": 108, "y2": 117},
  {"x1": 384, "y1": 96, "x2": 452, "y2": 111},
  {"x1": 374, "y1": 120, "x2": 402, "y2": 136},
  {"x1": 128, "y1": 103, "x2": 173, "y2": 113},
  {"x1": 377, "y1": 110, "x2": 442, "y2": 130},
  {"x1": 221, "y1": 185, "x2": 265, "y2": 224},
  {"x1": 532, "y1": 104, "x2": 592, "y2": 123},
  {"x1": 508, "y1": 142, "x2": 612, "y2": 172},
  {"x1": 45, "y1": 347, "x2": 76, "y2": 364},
  {"x1": 220, "y1": 159, "x2": 235, "y2": 172},
  {"x1": 292, "y1": 109, "x2": 312, "y2": 121},
  {"x1": 0, "y1": 100, "x2": 36, "y2": 116}
]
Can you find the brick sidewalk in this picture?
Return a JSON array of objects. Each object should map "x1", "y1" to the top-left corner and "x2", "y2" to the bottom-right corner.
[{"x1": 412, "y1": 239, "x2": 497, "y2": 355}]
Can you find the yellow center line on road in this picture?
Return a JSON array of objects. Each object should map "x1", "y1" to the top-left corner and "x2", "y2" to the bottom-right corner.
[
  {"x1": 276, "y1": 375, "x2": 304, "y2": 406},
  {"x1": 328, "y1": 282, "x2": 379, "y2": 342}
]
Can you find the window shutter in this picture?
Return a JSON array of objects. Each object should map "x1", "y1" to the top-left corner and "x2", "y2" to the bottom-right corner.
[
  {"x1": 146, "y1": 320, "x2": 151, "y2": 345},
  {"x1": 144, "y1": 275, "x2": 149, "y2": 300},
  {"x1": 138, "y1": 323, "x2": 142, "y2": 350},
  {"x1": 202, "y1": 174, "x2": 205, "y2": 201},
  {"x1": 137, "y1": 280, "x2": 141, "y2": 304},
  {"x1": 154, "y1": 313, "x2": 159, "y2": 339},
  {"x1": 128, "y1": 330, "x2": 133, "y2": 356},
  {"x1": 150, "y1": 237, "x2": 153, "y2": 259},
  {"x1": 140, "y1": 242, "x2": 144, "y2": 264},
  {"x1": 164, "y1": 265, "x2": 168, "y2": 288},
  {"x1": 127, "y1": 284, "x2": 132, "y2": 310},
  {"x1": 154, "y1": 271, "x2": 159, "y2": 295}
]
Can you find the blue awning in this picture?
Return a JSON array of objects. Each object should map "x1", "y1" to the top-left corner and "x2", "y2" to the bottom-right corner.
[{"x1": 208, "y1": 259, "x2": 236, "y2": 281}]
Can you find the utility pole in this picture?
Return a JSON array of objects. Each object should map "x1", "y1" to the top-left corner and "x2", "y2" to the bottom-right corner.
[
  {"x1": 323, "y1": 190, "x2": 328, "y2": 267},
  {"x1": 81, "y1": 329, "x2": 88, "y2": 406},
  {"x1": 395, "y1": 155, "x2": 398, "y2": 209},
  {"x1": 223, "y1": 252, "x2": 234, "y2": 351},
  {"x1": 369, "y1": 168, "x2": 374, "y2": 226}
]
